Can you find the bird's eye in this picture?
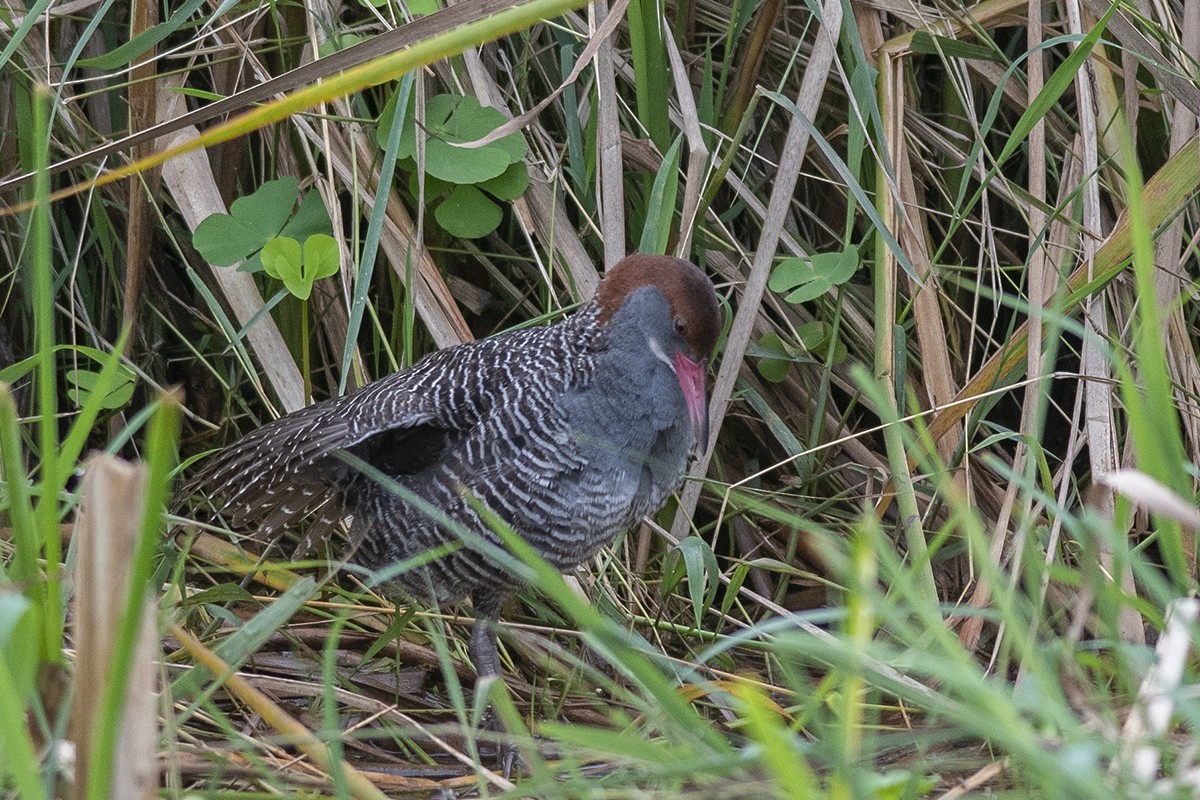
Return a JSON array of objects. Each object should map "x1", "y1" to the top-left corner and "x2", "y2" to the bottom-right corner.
[{"x1": 674, "y1": 316, "x2": 686, "y2": 334}]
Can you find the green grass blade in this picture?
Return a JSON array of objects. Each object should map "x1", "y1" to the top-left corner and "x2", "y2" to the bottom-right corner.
[
  {"x1": 638, "y1": 132, "x2": 682, "y2": 254},
  {"x1": 0, "y1": 384, "x2": 37, "y2": 589},
  {"x1": 338, "y1": 74, "x2": 414, "y2": 395},
  {"x1": 29, "y1": 83, "x2": 63, "y2": 667},
  {"x1": 0, "y1": 654, "x2": 47, "y2": 800}
]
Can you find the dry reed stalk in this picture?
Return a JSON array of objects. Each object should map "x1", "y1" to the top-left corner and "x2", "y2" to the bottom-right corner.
[
  {"x1": 672, "y1": 0, "x2": 846, "y2": 540},
  {"x1": 71, "y1": 454, "x2": 158, "y2": 800}
]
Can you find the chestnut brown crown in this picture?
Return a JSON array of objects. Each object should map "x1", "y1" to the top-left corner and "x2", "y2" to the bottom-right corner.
[{"x1": 596, "y1": 254, "x2": 722, "y2": 361}]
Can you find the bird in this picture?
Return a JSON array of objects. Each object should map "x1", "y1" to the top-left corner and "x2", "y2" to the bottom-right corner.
[{"x1": 191, "y1": 253, "x2": 721, "y2": 683}]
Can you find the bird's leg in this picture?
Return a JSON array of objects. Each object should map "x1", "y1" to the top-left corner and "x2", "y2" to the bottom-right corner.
[
  {"x1": 467, "y1": 614, "x2": 502, "y2": 681},
  {"x1": 468, "y1": 593, "x2": 519, "y2": 776}
]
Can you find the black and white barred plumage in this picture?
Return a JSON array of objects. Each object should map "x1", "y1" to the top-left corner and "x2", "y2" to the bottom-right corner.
[{"x1": 192, "y1": 255, "x2": 721, "y2": 677}]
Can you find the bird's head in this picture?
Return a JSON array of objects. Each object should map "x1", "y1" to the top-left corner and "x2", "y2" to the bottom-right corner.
[{"x1": 596, "y1": 254, "x2": 722, "y2": 452}]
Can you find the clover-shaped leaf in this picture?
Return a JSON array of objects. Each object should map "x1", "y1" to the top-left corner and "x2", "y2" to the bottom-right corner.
[
  {"x1": 194, "y1": 177, "x2": 298, "y2": 267},
  {"x1": 768, "y1": 244, "x2": 860, "y2": 305},
  {"x1": 278, "y1": 190, "x2": 336, "y2": 249},
  {"x1": 384, "y1": 93, "x2": 526, "y2": 185},
  {"x1": 479, "y1": 161, "x2": 529, "y2": 201},
  {"x1": 749, "y1": 324, "x2": 845, "y2": 382},
  {"x1": 261, "y1": 234, "x2": 340, "y2": 301},
  {"x1": 66, "y1": 366, "x2": 136, "y2": 409},
  {"x1": 377, "y1": 92, "x2": 530, "y2": 239},
  {"x1": 435, "y1": 185, "x2": 503, "y2": 239},
  {"x1": 304, "y1": 234, "x2": 340, "y2": 280},
  {"x1": 261, "y1": 236, "x2": 300, "y2": 280},
  {"x1": 797, "y1": 320, "x2": 847, "y2": 364},
  {"x1": 750, "y1": 332, "x2": 798, "y2": 383},
  {"x1": 194, "y1": 178, "x2": 333, "y2": 273},
  {"x1": 318, "y1": 32, "x2": 362, "y2": 58}
]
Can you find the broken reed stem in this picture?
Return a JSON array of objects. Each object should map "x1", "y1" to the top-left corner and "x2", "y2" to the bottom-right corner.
[{"x1": 71, "y1": 454, "x2": 158, "y2": 800}]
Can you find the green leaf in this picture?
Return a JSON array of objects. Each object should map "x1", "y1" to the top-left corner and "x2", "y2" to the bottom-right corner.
[
  {"x1": 742, "y1": 557, "x2": 813, "y2": 576},
  {"x1": 799, "y1": 320, "x2": 847, "y2": 364},
  {"x1": 266, "y1": 237, "x2": 315, "y2": 300},
  {"x1": 376, "y1": 89, "x2": 403, "y2": 150},
  {"x1": 660, "y1": 548, "x2": 687, "y2": 597},
  {"x1": 0, "y1": 355, "x2": 35, "y2": 384},
  {"x1": 910, "y1": 31, "x2": 1001, "y2": 62},
  {"x1": 260, "y1": 236, "x2": 300, "y2": 281},
  {"x1": 720, "y1": 562, "x2": 750, "y2": 617},
  {"x1": 318, "y1": 32, "x2": 362, "y2": 58},
  {"x1": 192, "y1": 214, "x2": 271, "y2": 267},
  {"x1": 0, "y1": 343, "x2": 135, "y2": 394},
  {"x1": 261, "y1": 235, "x2": 339, "y2": 300},
  {"x1": 0, "y1": 652, "x2": 45, "y2": 800},
  {"x1": 662, "y1": 546, "x2": 691, "y2": 597},
  {"x1": 768, "y1": 244, "x2": 860, "y2": 305},
  {"x1": 0, "y1": 594, "x2": 37, "y2": 702},
  {"x1": 277, "y1": 188, "x2": 335, "y2": 265},
  {"x1": 396, "y1": 93, "x2": 458, "y2": 159},
  {"x1": 75, "y1": 0, "x2": 207, "y2": 69},
  {"x1": 435, "y1": 185, "x2": 502, "y2": 238},
  {"x1": 397, "y1": 94, "x2": 526, "y2": 185},
  {"x1": 65, "y1": 367, "x2": 136, "y2": 410},
  {"x1": 186, "y1": 584, "x2": 257, "y2": 606},
  {"x1": 675, "y1": 536, "x2": 719, "y2": 629},
  {"x1": 753, "y1": 331, "x2": 792, "y2": 383},
  {"x1": 343, "y1": 72, "x2": 412, "y2": 394},
  {"x1": 426, "y1": 137, "x2": 512, "y2": 184},
  {"x1": 638, "y1": 133, "x2": 683, "y2": 255},
  {"x1": 435, "y1": 94, "x2": 526, "y2": 164},
  {"x1": 168, "y1": 87, "x2": 224, "y2": 102},
  {"x1": 194, "y1": 177, "x2": 299, "y2": 267},
  {"x1": 479, "y1": 160, "x2": 530, "y2": 200},
  {"x1": 303, "y1": 234, "x2": 340, "y2": 280},
  {"x1": 794, "y1": 320, "x2": 827, "y2": 350}
]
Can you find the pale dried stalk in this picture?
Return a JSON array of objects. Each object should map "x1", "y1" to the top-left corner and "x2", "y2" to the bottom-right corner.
[
  {"x1": 1069, "y1": 0, "x2": 1146, "y2": 646},
  {"x1": 1152, "y1": 0, "x2": 1200, "y2": 514},
  {"x1": 895, "y1": 104, "x2": 960, "y2": 466},
  {"x1": 71, "y1": 455, "x2": 158, "y2": 800},
  {"x1": 663, "y1": 21, "x2": 708, "y2": 257},
  {"x1": 1116, "y1": 598, "x2": 1198, "y2": 784},
  {"x1": 872, "y1": 38, "x2": 935, "y2": 602},
  {"x1": 671, "y1": 0, "x2": 845, "y2": 539},
  {"x1": 593, "y1": 0, "x2": 626, "y2": 267}
]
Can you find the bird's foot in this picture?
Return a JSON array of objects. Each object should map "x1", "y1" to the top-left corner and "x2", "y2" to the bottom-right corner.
[{"x1": 474, "y1": 675, "x2": 523, "y2": 778}]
